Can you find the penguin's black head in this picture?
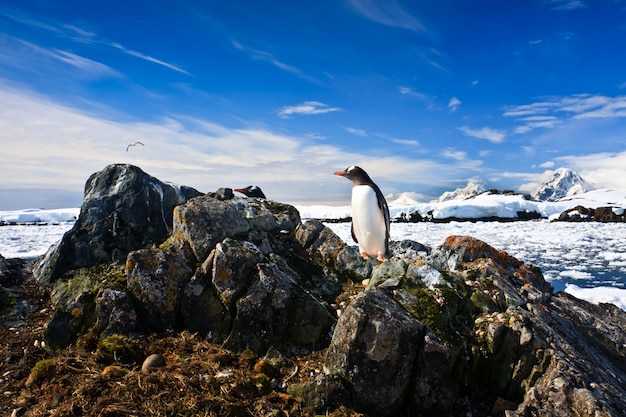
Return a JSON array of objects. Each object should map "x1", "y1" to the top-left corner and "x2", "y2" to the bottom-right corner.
[
  {"x1": 334, "y1": 165, "x2": 374, "y2": 185},
  {"x1": 234, "y1": 185, "x2": 266, "y2": 198}
]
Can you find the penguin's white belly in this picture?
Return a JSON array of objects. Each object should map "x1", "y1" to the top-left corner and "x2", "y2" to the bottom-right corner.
[{"x1": 351, "y1": 185, "x2": 387, "y2": 257}]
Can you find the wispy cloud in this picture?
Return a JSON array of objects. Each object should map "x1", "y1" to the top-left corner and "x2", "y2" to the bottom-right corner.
[
  {"x1": 343, "y1": 128, "x2": 420, "y2": 147},
  {"x1": 345, "y1": 0, "x2": 429, "y2": 33},
  {"x1": 504, "y1": 94, "x2": 626, "y2": 132},
  {"x1": 513, "y1": 115, "x2": 560, "y2": 133},
  {"x1": 389, "y1": 138, "x2": 419, "y2": 146},
  {"x1": 398, "y1": 87, "x2": 437, "y2": 108},
  {"x1": 232, "y1": 40, "x2": 316, "y2": 82},
  {"x1": 344, "y1": 127, "x2": 367, "y2": 136},
  {"x1": 398, "y1": 87, "x2": 428, "y2": 99},
  {"x1": 109, "y1": 42, "x2": 191, "y2": 76},
  {"x1": 0, "y1": 36, "x2": 121, "y2": 79},
  {"x1": 548, "y1": 0, "x2": 587, "y2": 11},
  {"x1": 277, "y1": 101, "x2": 341, "y2": 118},
  {"x1": 1, "y1": 9, "x2": 191, "y2": 76},
  {"x1": 458, "y1": 126, "x2": 506, "y2": 143},
  {"x1": 441, "y1": 148, "x2": 467, "y2": 161},
  {"x1": 448, "y1": 97, "x2": 461, "y2": 112}
]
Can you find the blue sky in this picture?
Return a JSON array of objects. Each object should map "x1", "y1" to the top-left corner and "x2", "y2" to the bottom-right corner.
[{"x1": 2, "y1": 0, "x2": 626, "y2": 210}]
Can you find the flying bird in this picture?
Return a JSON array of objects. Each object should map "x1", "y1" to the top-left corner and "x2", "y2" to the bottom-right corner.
[
  {"x1": 234, "y1": 185, "x2": 266, "y2": 198},
  {"x1": 126, "y1": 141, "x2": 144, "y2": 152},
  {"x1": 334, "y1": 165, "x2": 390, "y2": 261}
]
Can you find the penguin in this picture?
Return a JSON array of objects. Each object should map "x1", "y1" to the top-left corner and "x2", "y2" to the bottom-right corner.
[
  {"x1": 334, "y1": 165, "x2": 390, "y2": 261},
  {"x1": 234, "y1": 185, "x2": 266, "y2": 199}
]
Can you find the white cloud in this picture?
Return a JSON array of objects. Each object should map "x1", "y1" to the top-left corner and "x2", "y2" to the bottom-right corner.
[
  {"x1": 1, "y1": 11, "x2": 191, "y2": 76},
  {"x1": 344, "y1": 127, "x2": 367, "y2": 136},
  {"x1": 277, "y1": 101, "x2": 341, "y2": 118},
  {"x1": 231, "y1": 40, "x2": 319, "y2": 83},
  {"x1": 458, "y1": 126, "x2": 506, "y2": 143},
  {"x1": 345, "y1": 0, "x2": 429, "y2": 33},
  {"x1": 549, "y1": 0, "x2": 587, "y2": 11},
  {"x1": 0, "y1": 36, "x2": 121, "y2": 79},
  {"x1": 109, "y1": 42, "x2": 191, "y2": 76},
  {"x1": 441, "y1": 148, "x2": 467, "y2": 161},
  {"x1": 555, "y1": 151, "x2": 626, "y2": 191},
  {"x1": 516, "y1": 152, "x2": 626, "y2": 193},
  {"x1": 448, "y1": 97, "x2": 461, "y2": 112},
  {"x1": 504, "y1": 94, "x2": 626, "y2": 133},
  {"x1": 398, "y1": 87, "x2": 430, "y2": 100},
  {"x1": 390, "y1": 138, "x2": 420, "y2": 146},
  {"x1": 0, "y1": 85, "x2": 488, "y2": 206}
]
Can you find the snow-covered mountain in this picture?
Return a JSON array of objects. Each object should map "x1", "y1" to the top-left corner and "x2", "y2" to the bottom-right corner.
[
  {"x1": 435, "y1": 181, "x2": 486, "y2": 202},
  {"x1": 533, "y1": 168, "x2": 589, "y2": 202}
]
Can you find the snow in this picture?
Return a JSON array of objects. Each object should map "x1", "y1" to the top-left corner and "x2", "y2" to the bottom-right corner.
[
  {"x1": 565, "y1": 284, "x2": 626, "y2": 311},
  {"x1": 300, "y1": 189, "x2": 626, "y2": 221},
  {"x1": 2, "y1": 198, "x2": 626, "y2": 311},
  {"x1": 0, "y1": 207, "x2": 80, "y2": 224}
]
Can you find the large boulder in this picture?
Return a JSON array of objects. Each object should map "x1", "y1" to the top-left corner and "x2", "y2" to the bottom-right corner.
[
  {"x1": 33, "y1": 164, "x2": 202, "y2": 283},
  {"x1": 324, "y1": 288, "x2": 424, "y2": 415}
]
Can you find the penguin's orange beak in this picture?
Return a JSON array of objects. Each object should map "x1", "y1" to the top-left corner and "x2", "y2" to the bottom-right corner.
[{"x1": 334, "y1": 171, "x2": 346, "y2": 177}]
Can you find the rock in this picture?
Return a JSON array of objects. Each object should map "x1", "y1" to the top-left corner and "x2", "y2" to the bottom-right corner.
[
  {"x1": 287, "y1": 374, "x2": 351, "y2": 413},
  {"x1": 141, "y1": 353, "x2": 166, "y2": 373},
  {"x1": 95, "y1": 287, "x2": 143, "y2": 337},
  {"x1": 223, "y1": 262, "x2": 335, "y2": 357},
  {"x1": 324, "y1": 288, "x2": 424, "y2": 415},
  {"x1": 33, "y1": 164, "x2": 202, "y2": 283},
  {"x1": 555, "y1": 205, "x2": 626, "y2": 222},
  {"x1": 44, "y1": 272, "x2": 99, "y2": 350},
  {"x1": 0, "y1": 254, "x2": 30, "y2": 288},
  {"x1": 126, "y1": 245, "x2": 195, "y2": 332},
  {"x1": 206, "y1": 187, "x2": 234, "y2": 200},
  {"x1": 33, "y1": 166, "x2": 626, "y2": 417}
]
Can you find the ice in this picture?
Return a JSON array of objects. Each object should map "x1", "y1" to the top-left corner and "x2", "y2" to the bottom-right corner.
[
  {"x1": 1, "y1": 208, "x2": 79, "y2": 224},
  {"x1": 2, "y1": 204, "x2": 626, "y2": 311},
  {"x1": 0, "y1": 223, "x2": 74, "y2": 259},
  {"x1": 565, "y1": 284, "x2": 626, "y2": 310}
]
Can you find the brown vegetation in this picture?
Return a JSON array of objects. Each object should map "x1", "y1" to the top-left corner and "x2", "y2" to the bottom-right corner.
[{"x1": 1, "y1": 275, "x2": 365, "y2": 417}]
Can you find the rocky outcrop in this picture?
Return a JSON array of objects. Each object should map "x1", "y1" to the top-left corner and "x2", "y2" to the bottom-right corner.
[
  {"x1": 42, "y1": 191, "x2": 345, "y2": 360},
  {"x1": 33, "y1": 164, "x2": 202, "y2": 283},
  {"x1": 37, "y1": 165, "x2": 626, "y2": 417},
  {"x1": 0, "y1": 254, "x2": 36, "y2": 325},
  {"x1": 555, "y1": 205, "x2": 626, "y2": 222}
]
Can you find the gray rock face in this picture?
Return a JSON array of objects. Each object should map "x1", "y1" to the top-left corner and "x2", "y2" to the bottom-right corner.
[
  {"x1": 33, "y1": 164, "x2": 202, "y2": 283},
  {"x1": 325, "y1": 288, "x2": 424, "y2": 415},
  {"x1": 41, "y1": 173, "x2": 343, "y2": 357}
]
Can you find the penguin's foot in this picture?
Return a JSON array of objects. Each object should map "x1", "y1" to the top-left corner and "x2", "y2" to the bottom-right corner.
[
  {"x1": 360, "y1": 252, "x2": 369, "y2": 260},
  {"x1": 377, "y1": 253, "x2": 386, "y2": 262}
]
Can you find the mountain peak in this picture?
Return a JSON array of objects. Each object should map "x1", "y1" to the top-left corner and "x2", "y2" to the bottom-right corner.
[
  {"x1": 533, "y1": 168, "x2": 589, "y2": 201},
  {"x1": 435, "y1": 181, "x2": 486, "y2": 202}
]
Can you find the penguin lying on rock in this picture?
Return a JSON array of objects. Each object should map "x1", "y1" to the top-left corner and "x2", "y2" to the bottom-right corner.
[
  {"x1": 234, "y1": 185, "x2": 266, "y2": 199},
  {"x1": 334, "y1": 165, "x2": 390, "y2": 261}
]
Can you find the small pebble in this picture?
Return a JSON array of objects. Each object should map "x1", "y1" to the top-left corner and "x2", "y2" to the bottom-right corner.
[{"x1": 141, "y1": 353, "x2": 166, "y2": 373}]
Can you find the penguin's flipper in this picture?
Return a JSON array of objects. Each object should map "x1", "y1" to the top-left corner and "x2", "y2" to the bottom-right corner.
[
  {"x1": 351, "y1": 223, "x2": 358, "y2": 244},
  {"x1": 373, "y1": 184, "x2": 391, "y2": 257}
]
